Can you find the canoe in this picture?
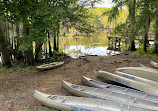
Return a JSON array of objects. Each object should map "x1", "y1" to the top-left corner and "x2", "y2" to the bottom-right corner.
[
  {"x1": 33, "y1": 90, "x2": 152, "y2": 111},
  {"x1": 150, "y1": 61, "x2": 158, "y2": 69},
  {"x1": 97, "y1": 70, "x2": 158, "y2": 96},
  {"x1": 138, "y1": 64, "x2": 158, "y2": 70},
  {"x1": 61, "y1": 81, "x2": 158, "y2": 110},
  {"x1": 115, "y1": 71, "x2": 158, "y2": 88},
  {"x1": 81, "y1": 76, "x2": 158, "y2": 102},
  {"x1": 36, "y1": 61, "x2": 64, "y2": 70},
  {"x1": 139, "y1": 64, "x2": 146, "y2": 67},
  {"x1": 116, "y1": 67, "x2": 158, "y2": 82}
]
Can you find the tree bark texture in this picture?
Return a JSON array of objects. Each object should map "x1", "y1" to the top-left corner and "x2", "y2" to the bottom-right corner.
[
  {"x1": 53, "y1": 30, "x2": 57, "y2": 51},
  {"x1": 152, "y1": 20, "x2": 158, "y2": 54},
  {"x1": 143, "y1": 19, "x2": 150, "y2": 52},
  {"x1": 0, "y1": 22, "x2": 12, "y2": 67},
  {"x1": 57, "y1": 30, "x2": 59, "y2": 51},
  {"x1": 15, "y1": 23, "x2": 24, "y2": 61},
  {"x1": 35, "y1": 42, "x2": 43, "y2": 62},
  {"x1": 128, "y1": 0, "x2": 136, "y2": 51},
  {"x1": 48, "y1": 31, "x2": 52, "y2": 57},
  {"x1": 23, "y1": 23, "x2": 35, "y2": 65}
]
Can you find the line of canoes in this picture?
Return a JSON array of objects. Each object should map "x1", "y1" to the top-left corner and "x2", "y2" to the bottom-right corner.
[{"x1": 33, "y1": 60, "x2": 158, "y2": 111}]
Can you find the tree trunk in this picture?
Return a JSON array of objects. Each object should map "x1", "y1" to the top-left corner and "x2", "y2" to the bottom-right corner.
[
  {"x1": 4, "y1": 22, "x2": 12, "y2": 59},
  {"x1": 16, "y1": 23, "x2": 20, "y2": 50},
  {"x1": 143, "y1": 19, "x2": 150, "y2": 52},
  {"x1": 24, "y1": 49, "x2": 35, "y2": 65},
  {"x1": 53, "y1": 30, "x2": 57, "y2": 51},
  {"x1": 45, "y1": 42, "x2": 48, "y2": 58},
  {"x1": 0, "y1": 22, "x2": 12, "y2": 67},
  {"x1": 152, "y1": 20, "x2": 158, "y2": 54},
  {"x1": 48, "y1": 31, "x2": 52, "y2": 57},
  {"x1": 35, "y1": 42, "x2": 43, "y2": 62},
  {"x1": 57, "y1": 30, "x2": 59, "y2": 51},
  {"x1": 66, "y1": 24, "x2": 69, "y2": 33},
  {"x1": 23, "y1": 23, "x2": 35, "y2": 65},
  {"x1": 11, "y1": 24, "x2": 15, "y2": 60},
  {"x1": 128, "y1": 0, "x2": 136, "y2": 51},
  {"x1": 15, "y1": 23, "x2": 24, "y2": 61}
]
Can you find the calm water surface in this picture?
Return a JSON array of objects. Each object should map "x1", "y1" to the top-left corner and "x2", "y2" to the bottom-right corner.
[
  {"x1": 0, "y1": 36, "x2": 120, "y2": 62},
  {"x1": 59, "y1": 36, "x2": 120, "y2": 58}
]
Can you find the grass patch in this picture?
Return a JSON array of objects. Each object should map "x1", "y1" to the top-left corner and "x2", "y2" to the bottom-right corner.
[
  {"x1": 0, "y1": 66, "x2": 36, "y2": 74},
  {"x1": 133, "y1": 51, "x2": 158, "y2": 59}
]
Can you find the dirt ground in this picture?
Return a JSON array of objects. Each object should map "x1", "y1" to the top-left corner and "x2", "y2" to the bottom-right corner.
[{"x1": 0, "y1": 53, "x2": 157, "y2": 111}]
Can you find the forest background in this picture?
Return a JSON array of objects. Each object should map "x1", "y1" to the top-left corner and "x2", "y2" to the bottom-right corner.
[{"x1": 0, "y1": 0, "x2": 158, "y2": 70}]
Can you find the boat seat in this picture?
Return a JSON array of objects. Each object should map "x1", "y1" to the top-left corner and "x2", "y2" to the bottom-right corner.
[
  {"x1": 57, "y1": 97, "x2": 66, "y2": 103},
  {"x1": 78, "y1": 87, "x2": 85, "y2": 91},
  {"x1": 119, "y1": 88, "x2": 128, "y2": 93},
  {"x1": 129, "y1": 98, "x2": 137, "y2": 103},
  {"x1": 105, "y1": 91, "x2": 114, "y2": 97},
  {"x1": 75, "y1": 98, "x2": 84, "y2": 106},
  {"x1": 141, "y1": 93, "x2": 149, "y2": 98},
  {"x1": 71, "y1": 85, "x2": 85, "y2": 91}
]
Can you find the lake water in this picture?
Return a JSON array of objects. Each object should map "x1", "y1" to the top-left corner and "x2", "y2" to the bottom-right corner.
[
  {"x1": 60, "y1": 36, "x2": 120, "y2": 58},
  {"x1": 0, "y1": 35, "x2": 120, "y2": 63},
  {"x1": 0, "y1": 35, "x2": 155, "y2": 63}
]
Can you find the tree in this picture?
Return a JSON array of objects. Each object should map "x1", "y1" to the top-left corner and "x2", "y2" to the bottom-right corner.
[
  {"x1": 0, "y1": 1, "x2": 12, "y2": 67},
  {"x1": 128, "y1": 0, "x2": 136, "y2": 51},
  {"x1": 0, "y1": 0, "x2": 102, "y2": 68},
  {"x1": 0, "y1": 21, "x2": 12, "y2": 67},
  {"x1": 153, "y1": 20, "x2": 158, "y2": 54},
  {"x1": 152, "y1": 1, "x2": 158, "y2": 54},
  {"x1": 135, "y1": 0, "x2": 158, "y2": 53},
  {"x1": 104, "y1": 0, "x2": 137, "y2": 51}
]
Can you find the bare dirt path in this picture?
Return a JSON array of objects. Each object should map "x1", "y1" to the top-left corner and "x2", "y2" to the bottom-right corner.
[{"x1": 0, "y1": 53, "x2": 157, "y2": 111}]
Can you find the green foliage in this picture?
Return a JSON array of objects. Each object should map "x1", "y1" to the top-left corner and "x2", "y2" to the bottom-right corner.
[
  {"x1": 50, "y1": 50, "x2": 66, "y2": 62},
  {"x1": 133, "y1": 44, "x2": 158, "y2": 59},
  {"x1": 133, "y1": 51, "x2": 158, "y2": 59},
  {"x1": 0, "y1": 66, "x2": 36, "y2": 74}
]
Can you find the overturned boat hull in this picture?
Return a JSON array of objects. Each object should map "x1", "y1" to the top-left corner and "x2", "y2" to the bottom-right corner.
[
  {"x1": 115, "y1": 71, "x2": 158, "y2": 88},
  {"x1": 97, "y1": 71, "x2": 158, "y2": 96},
  {"x1": 116, "y1": 67, "x2": 158, "y2": 82},
  {"x1": 81, "y1": 76, "x2": 158, "y2": 102},
  {"x1": 62, "y1": 81, "x2": 158, "y2": 110},
  {"x1": 33, "y1": 90, "x2": 152, "y2": 111},
  {"x1": 36, "y1": 61, "x2": 64, "y2": 70},
  {"x1": 150, "y1": 61, "x2": 158, "y2": 69}
]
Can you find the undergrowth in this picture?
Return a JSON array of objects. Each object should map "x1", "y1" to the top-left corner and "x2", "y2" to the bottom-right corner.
[
  {"x1": 50, "y1": 50, "x2": 67, "y2": 62},
  {"x1": 0, "y1": 65, "x2": 36, "y2": 74},
  {"x1": 132, "y1": 44, "x2": 158, "y2": 59}
]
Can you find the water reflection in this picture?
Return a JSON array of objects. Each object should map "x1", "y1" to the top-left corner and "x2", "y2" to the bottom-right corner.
[
  {"x1": 60, "y1": 36, "x2": 120, "y2": 58},
  {"x1": 63, "y1": 44, "x2": 120, "y2": 58},
  {"x1": 0, "y1": 36, "x2": 120, "y2": 63},
  {"x1": 149, "y1": 41, "x2": 154, "y2": 45}
]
